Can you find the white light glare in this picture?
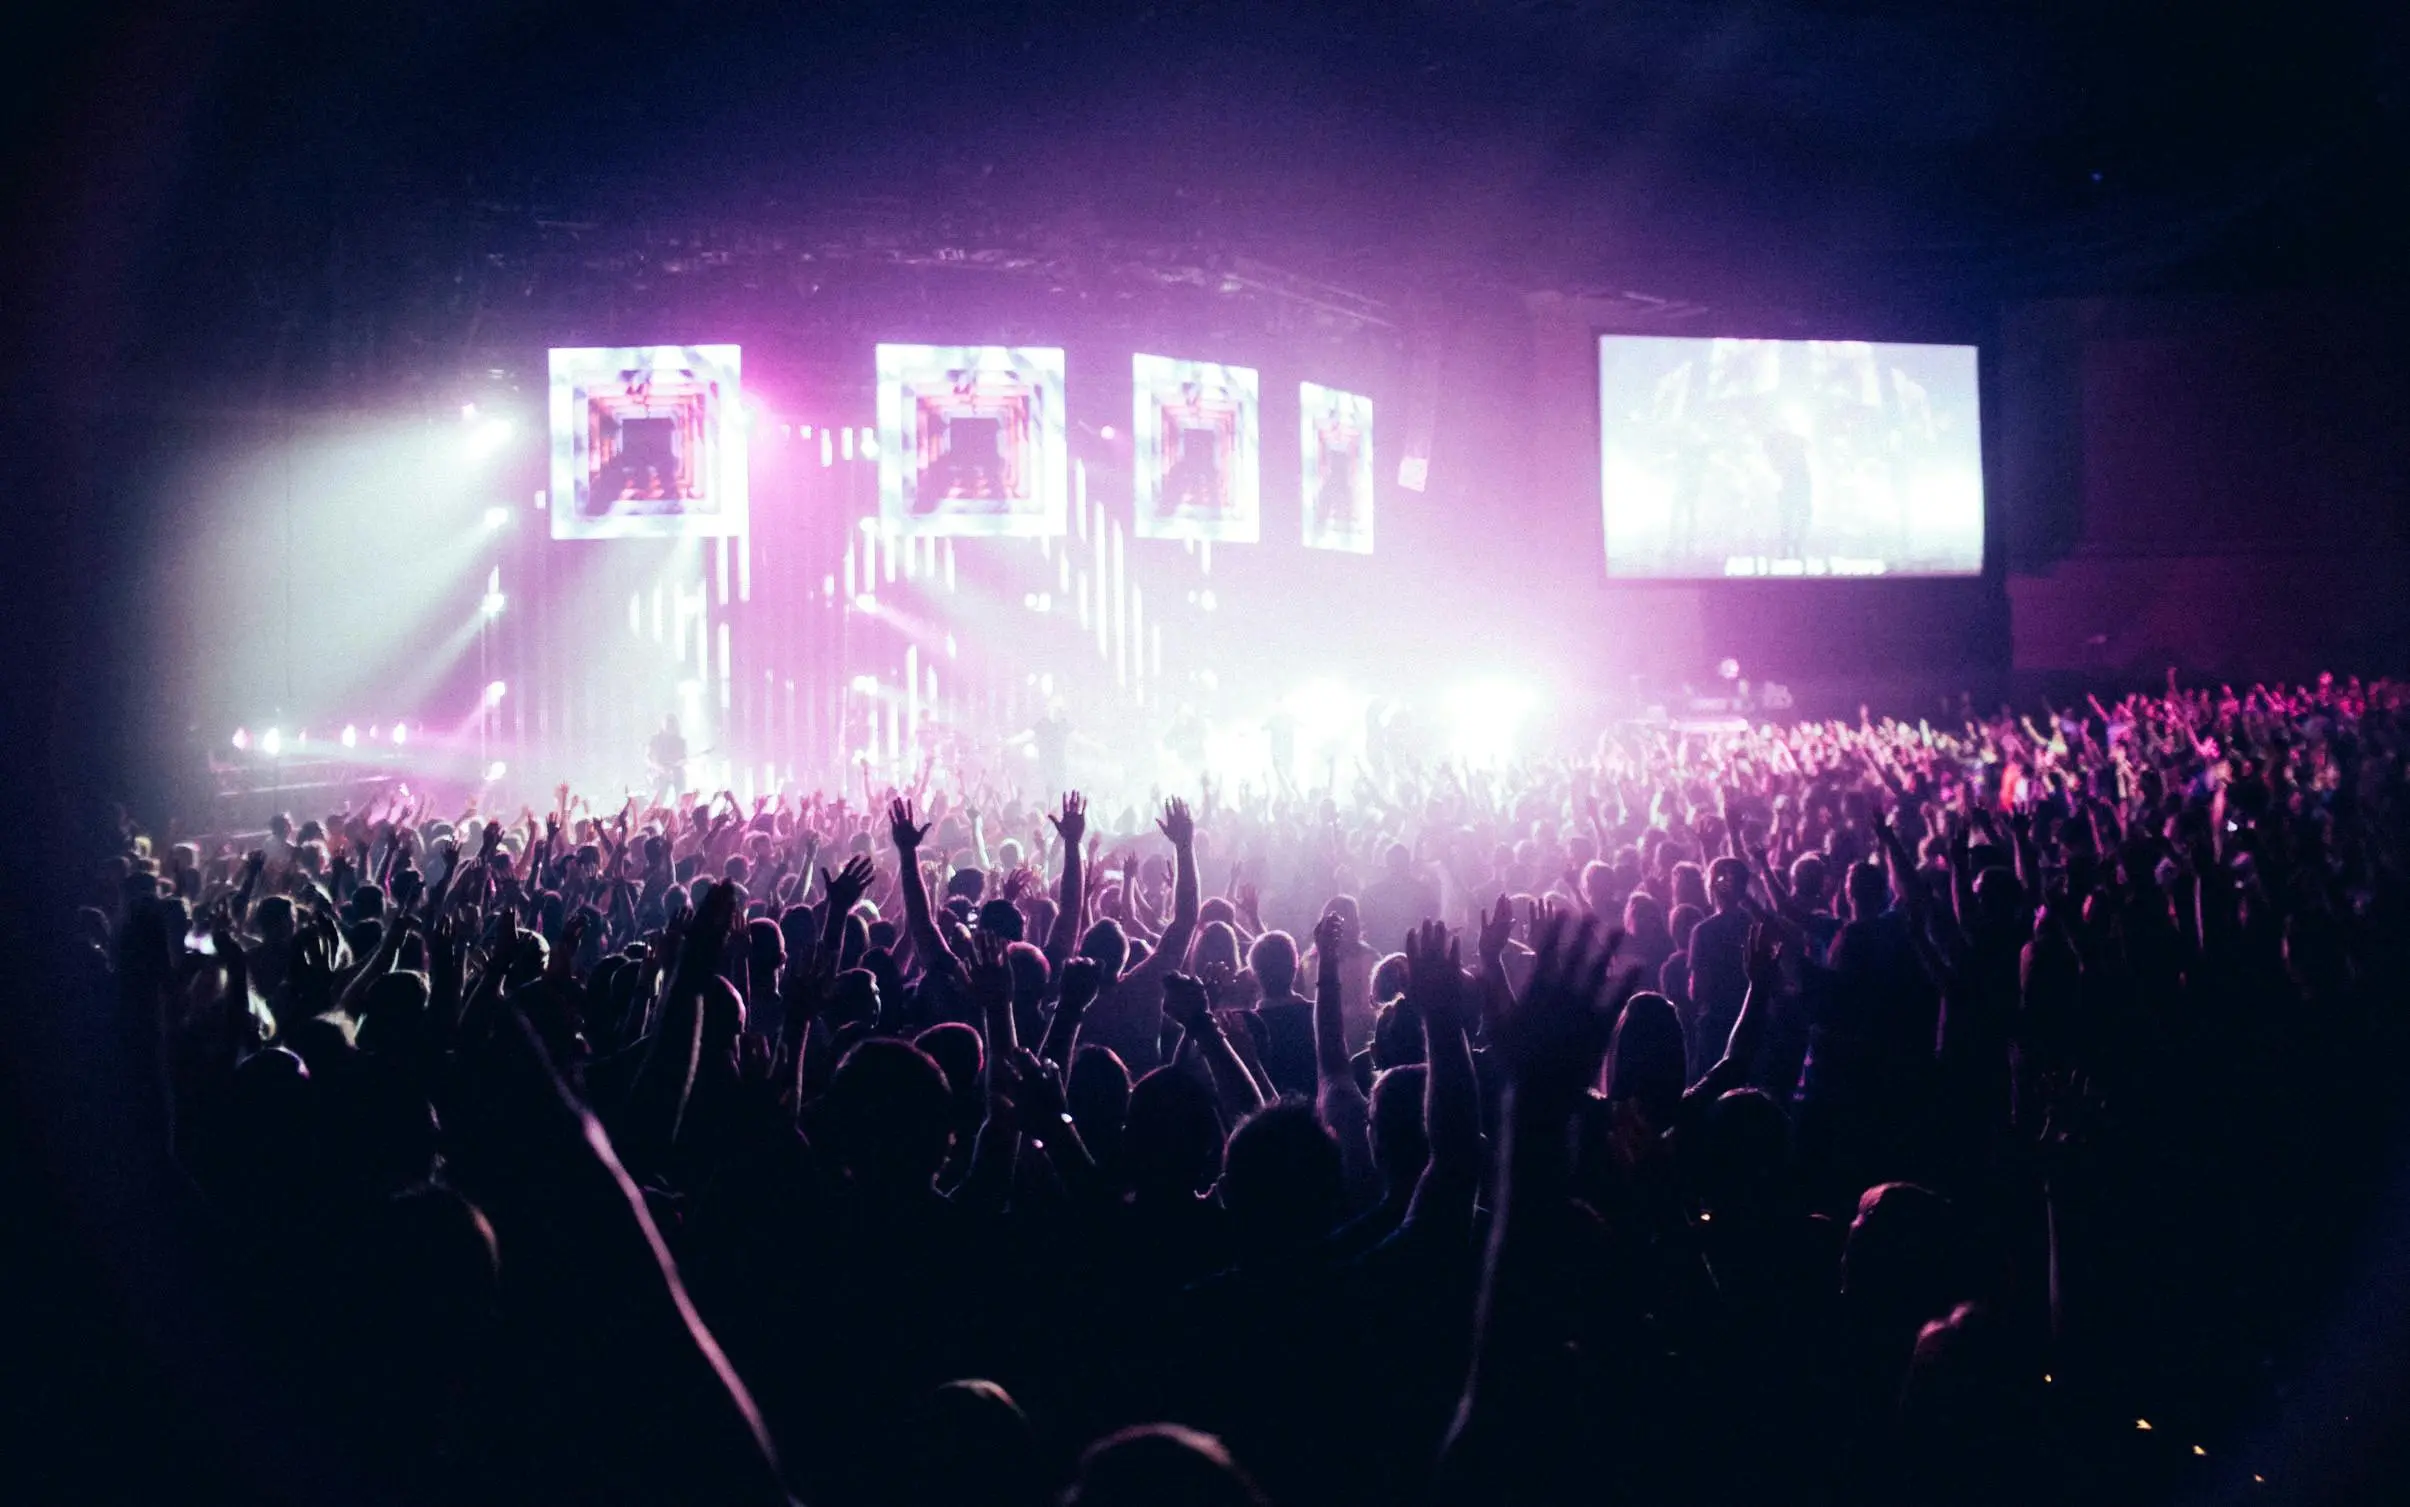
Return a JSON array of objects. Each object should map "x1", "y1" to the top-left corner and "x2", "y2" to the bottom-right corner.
[
  {"x1": 483, "y1": 506, "x2": 510, "y2": 531},
  {"x1": 482, "y1": 590, "x2": 508, "y2": 618},
  {"x1": 340, "y1": 724, "x2": 358, "y2": 748},
  {"x1": 466, "y1": 416, "x2": 514, "y2": 460},
  {"x1": 260, "y1": 727, "x2": 283, "y2": 758},
  {"x1": 850, "y1": 674, "x2": 881, "y2": 695},
  {"x1": 392, "y1": 723, "x2": 409, "y2": 746},
  {"x1": 1445, "y1": 681, "x2": 1538, "y2": 767},
  {"x1": 484, "y1": 680, "x2": 508, "y2": 705},
  {"x1": 230, "y1": 727, "x2": 250, "y2": 751},
  {"x1": 484, "y1": 760, "x2": 507, "y2": 782}
]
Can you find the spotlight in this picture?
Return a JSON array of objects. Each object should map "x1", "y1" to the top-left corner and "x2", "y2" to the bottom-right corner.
[
  {"x1": 1099, "y1": 425, "x2": 1116, "y2": 440},
  {"x1": 485, "y1": 680, "x2": 508, "y2": 705},
  {"x1": 1717, "y1": 657, "x2": 1742, "y2": 681},
  {"x1": 230, "y1": 727, "x2": 250, "y2": 751},
  {"x1": 460, "y1": 402, "x2": 478, "y2": 422},
  {"x1": 859, "y1": 429, "x2": 880, "y2": 458},
  {"x1": 1445, "y1": 681, "x2": 1537, "y2": 767},
  {"x1": 853, "y1": 592, "x2": 877, "y2": 612},
  {"x1": 392, "y1": 723, "x2": 409, "y2": 746},
  {"x1": 260, "y1": 727, "x2": 283, "y2": 758},
  {"x1": 484, "y1": 760, "x2": 507, "y2": 782},
  {"x1": 482, "y1": 590, "x2": 507, "y2": 618},
  {"x1": 340, "y1": 724, "x2": 358, "y2": 748},
  {"x1": 850, "y1": 674, "x2": 880, "y2": 694},
  {"x1": 466, "y1": 416, "x2": 513, "y2": 458},
  {"x1": 482, "y1": 506, "x2": 510, "y2": 531}
]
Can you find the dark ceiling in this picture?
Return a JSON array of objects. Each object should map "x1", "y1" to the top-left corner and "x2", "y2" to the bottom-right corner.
[{"x1": 14, "y1": 0, "x2": 2407, "y2": 389}]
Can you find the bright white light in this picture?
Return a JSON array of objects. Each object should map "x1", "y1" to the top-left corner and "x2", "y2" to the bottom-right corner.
[
  {"x1": 230, "y1": 727, "x2": 249, "y2": 751},
  {"x1": 850, "y1": 674, "x2": 880, "y2": 694},
  {"x1": 260, "y1": 727, "x2": 283, "y2": 758},
  {"x1": 854, "y1": 592, "x2": 877, "y2": 612},
  {"x1": 340, "y1": 724, "x2": 358, "y2": 748},
  {"x1": 391, "y1": 723, "x2": 408, "y2": 746},
  {"x1": 461, "y1": 402, "x2": 479, "y2": 422},
  {"x1": 1199, "y1": 589, "x2": 1218, "y2": 613},
  {"x1": 944, "y1": 632, "x2": 958, "y2": 659},
  {"x1": 859, "y1": 429, "x2": 879, "y2": 458},
  {"x1": 482, "y1": 591, "x2": 507, "y2": 618},
  {"x1": 484, "y1": 679, "x2": 508, "y2": 705},
  {"x1": 485, "y1": 760, "x2": 507, "y2": 782},
  {"x1": 482, "y1": 506, "x2": 510, "y2": 531},
  {"x1": 1445, "y1": 681, "x2": 1539, "y2": 768},
  {"x1": 467, "y1": 416, "x2": 513, "y2": 461},
  {"x1": 1099, "y1": 425, "x2": 1116, "y2": 441}
]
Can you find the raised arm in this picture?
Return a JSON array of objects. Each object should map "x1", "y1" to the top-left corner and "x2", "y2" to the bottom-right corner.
[
  {"x1": 1118, "y1": 798, "x2": 1200, "y2": 982},
  {"x1": 1042, "y1": 792, "x2": 1087, "y2": 973},
  {"x1": 889, "y1": 797, "x2": 967, "y2": 987},
  {"x1": 1312, "y1": 911, "x2": 1376, "y2": 1208}
]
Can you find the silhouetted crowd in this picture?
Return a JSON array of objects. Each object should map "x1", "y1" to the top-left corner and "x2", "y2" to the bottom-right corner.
[{"x1": 80, "y1": 676, "x2": 2410, "y2": 1506}]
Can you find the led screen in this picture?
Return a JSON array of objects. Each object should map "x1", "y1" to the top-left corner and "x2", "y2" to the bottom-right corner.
[
  {"x1": 1133, "y1": 354, "x2": 1260, "y2": 543},
  {"x1": 876, "y1": 344, "x2": 1069, "y2": 537},
  {"x1": 1300, "y1": 382, "x2": 1374, "y2": 554},
  {"x1": 548, "y1": 345, "x2": 748, "y2": 540},
  {"x1": 1598, "y1": 336, "x2": 1983, "y2": 578}
]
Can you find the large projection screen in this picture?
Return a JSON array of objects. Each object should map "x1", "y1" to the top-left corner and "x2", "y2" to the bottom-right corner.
[
  {"x1": 1300, "y1": 382, "x2": 1374, "y2": 554},
  {"x1": 876, "y1": 344, "x2": 1069, "y2": 537},
  {"x1": 1133, "y1": 354, "x2": 1260, "y2": 543},
  {"x1": 548, "y1": 345, "x2": 748, "y2": 540},
  {"x1": 1598, "y1": 336, "x2": 1982, "y2": 579}
]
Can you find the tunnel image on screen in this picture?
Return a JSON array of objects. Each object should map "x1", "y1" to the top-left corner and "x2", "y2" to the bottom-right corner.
[
  {"x1": 548, "y1": 344, "x2": 748, "y2": 540},
  {"x1": 1300, "y1": 382, "x2": 1374, "y2": 554},
  {"x1": 876, "y1": 344, "x2": 1069, "y2": 537},
  {"x1": 1133, "y1": 354, "x2": 1260, "y2": 543},
  {"x1": 1598, "y1": 336, "x2": 1982, "y2": 579}
]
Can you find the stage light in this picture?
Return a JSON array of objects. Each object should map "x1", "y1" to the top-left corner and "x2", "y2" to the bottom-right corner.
[
  {"x1": 485, "y1": 680, "x2": 508, "y2": 705},
  {"x1": 850, "y1": 674, "x2": 880, "y2": 694},
  {"x1": 230, "y1": 727, "x2": 250, "y2": 751},
  {"x1": 392, "y1": 723, "x2": 409, "y2": 746},
  {"x1": 461, "y1": 402, "x2": 479, "y2": 422},
  {"x1": 482, "y1": 590, "x2": 507, "y2": 618},
  {"x1": 467, "y1": 416, "x2": 513, "y2": 461},
  {"x1": 485, "y1": 760, "x2": 507, "y2": 782},
  {"x1": 340, "y1": 724, "x2": 358, "y2": 748},
  {"x1": 261, "y1": 727, "x2": 283, "y2": 757},
  {"x1": 1199, "y1": 589, "x2": 1218, "y2": 613},
  {"x1": 859, "y1": 430, "x2": 879, "y2": 458},
  {"x1": 483, "y1": 506, "x2": 510, "y2": 531},
  {"x1": 1445, "y1": 681, "x2": 1537, "y2": 767},
  {"x1": 1718, "y1": 657, "x2": 1741, "y2": 681},
  {"x1": 854, "y1": 592, "x2": 877, "y2": 612},
  {"x1": 1099, "y1": 425, "x2": 1116, "y2": 441}
]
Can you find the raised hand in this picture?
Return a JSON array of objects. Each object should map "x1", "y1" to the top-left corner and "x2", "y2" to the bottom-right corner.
[
  {"x1": 1477, "y1": 894, "x2": 1516, "y2": 967},
  {"x1": 1162, "y1": 972, "x2": 1214, "y2": 1032},
  {"x1": 1049, "y1": 790, "x2": 1088, "y2": 847},
  {"x1": 1059, "y1": 955, "x2": 1106, "y2": 1012},
  {"x1": 821, "y1": 853, "x2": 875, "y2": 915},
  {"x1": 1406, "y1": 919, "x2": 1470, "y2": 1030},
  {"x1": 1493, "y1": 914, "x2": 1627, "y2": 1110},
  {"x1": 887, "y1": 797, "x2": 931, "y2": 853},
  {"x1": 1313, "y1": 908, "x2": 1347, "y2": 963},
  {"x1": 968, "y1": 929, "x2": 1013, "y2": 1015},
  {"x1": 1744, "y1": 920, "x2": 1783, "y2": 995},
  {"x1": 1156, "y1": 796, "x2": 1195, "y2": 847}
]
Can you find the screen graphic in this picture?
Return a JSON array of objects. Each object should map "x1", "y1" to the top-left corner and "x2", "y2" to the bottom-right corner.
[
  {"x1": 1597, "y1": 336, "x2": 1983, "y2": 579},
  {"x1": 1133, "y1": 354, "x2": 1260, "y2": 543},
  {"x1": 548, "y1": 345, "x2": 748, "y2": 540},
  {"x1": 876, "y1": 345, "x2": 1069, "y2": 537},
  {"x1": 1299, "y1": 382, "x2": 1374, "y2": 554}
]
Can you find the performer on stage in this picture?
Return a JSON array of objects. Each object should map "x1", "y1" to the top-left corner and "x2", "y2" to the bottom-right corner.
[{"x1": 646, "y1": 714, "x2": 689, "y2": 803}]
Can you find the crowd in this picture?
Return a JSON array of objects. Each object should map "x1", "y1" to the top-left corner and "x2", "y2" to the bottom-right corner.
[{"x1": 70, "y1": 675, "x2": 2410, "y2": 1505}]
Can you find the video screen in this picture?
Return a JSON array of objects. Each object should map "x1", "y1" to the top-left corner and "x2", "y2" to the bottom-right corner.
[
  {"x1": 876, "y1": 344, "x2": 1069, "y2": 537},
  {"x1": 548, "y1": 345, "x2": 748, "y2": 540},
  {"x1": 1598, "y1": 336, "x2": 1983, "y2": 579},
  {"x1": 1133, "y1": 354, "x2": 1260, "y2": 543},
  {"x1": 1300, "y1": 382, "x2": 1374, "y2": 554}
]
